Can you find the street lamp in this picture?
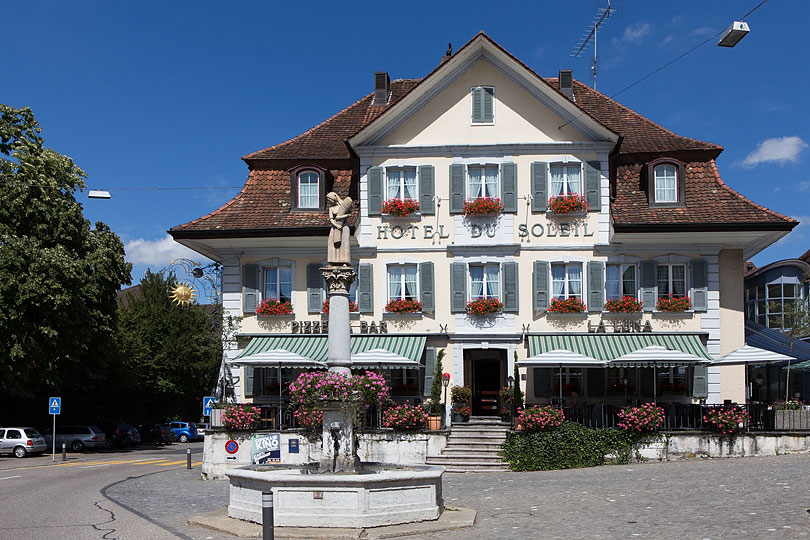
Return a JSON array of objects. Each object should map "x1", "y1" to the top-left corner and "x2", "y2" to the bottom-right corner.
[
  {"x1": 717, "y1": 21, "x2": 750, "y2": 48},
  {"x1": 507, "y1": 375, "x2": 515, "y2": 429},
  {"x1": 441, "y1": 373, "x2": 451, "y2": 427}
]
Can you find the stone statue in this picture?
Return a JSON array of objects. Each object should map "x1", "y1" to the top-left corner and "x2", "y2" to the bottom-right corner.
[{"x1": 326, "y1": 192, "x2": 353, "y2": 265}]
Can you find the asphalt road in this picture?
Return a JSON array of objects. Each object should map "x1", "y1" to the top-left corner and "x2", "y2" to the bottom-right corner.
[{"x1": 0, "y1": 441, "x2": 204, "y2": 540}]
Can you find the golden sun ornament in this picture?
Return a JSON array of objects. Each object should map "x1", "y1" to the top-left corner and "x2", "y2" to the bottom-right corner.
[{"x1": 170, "y1": 281, "x2": 197, "y2": 306}]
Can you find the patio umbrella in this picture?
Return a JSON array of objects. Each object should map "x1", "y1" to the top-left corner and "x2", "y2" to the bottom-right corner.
[
  {"x1": 712, "y1": 345, "x2": 794, "y2": 366},
  {"x1": 350, "y1": 348, "x2": 423, "y2": 370},
  {"x1": 518, "y1": 349, "x2": 606, "y2": 404},
  {"x1": 611, "y1": 345, "x2": 707, "y2": 403}
]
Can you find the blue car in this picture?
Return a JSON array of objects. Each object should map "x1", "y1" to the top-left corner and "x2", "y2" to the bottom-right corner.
[{"x1": 169, "y1": 421, "x2": 199, "y2": 443}]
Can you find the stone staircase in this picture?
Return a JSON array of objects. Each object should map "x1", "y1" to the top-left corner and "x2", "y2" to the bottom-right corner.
[{"x1": 426, "y1": 416, "x2": 511, "y2": 472}]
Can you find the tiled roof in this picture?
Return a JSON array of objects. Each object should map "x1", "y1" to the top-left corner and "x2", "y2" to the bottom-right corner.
[{"x1": 612, "y1": 160, "x2": 794, "y2": 228}]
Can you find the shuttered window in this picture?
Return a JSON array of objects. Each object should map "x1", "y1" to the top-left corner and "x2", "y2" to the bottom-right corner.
[
  {"x1": 550, "y1": 164, "x2": 582, "y2": 196},
  {"x1": 468, "y1": 166, "x2": 499, "y2": 199},
  {"x1": 606, "y1": 264, "x2": 637, "y2": 300},
  {"x1": 471, "y1": 86, "x2": 494, "y2": 124},
  {"x1": 386, "y1": 168, "x2": 417, "y2": 200},
  {"x1": 551, "y1": 263, "x2": 582, "y2": 300},
  {"x1": 388, "y1": 265, "x2": 418, "y2": 301},
  {"x1": 297, "y1": 171, "x2": 320, "y2": 208},
  {"x1": 657, "y1": 264, "x2": 687, "y2": 299},
  {"x1": 470, "y1": 264, "x2": 500, "y2": 299},
  {"x1": 265, "y1": 267, "x2": 292, "y2": 303}
]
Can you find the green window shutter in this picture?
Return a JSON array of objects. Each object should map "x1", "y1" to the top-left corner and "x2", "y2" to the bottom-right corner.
[
  {"x1": 449, "y1": 164, "x2": 466, "y2": 214},
  {"x1": 501, "y1": 162, "x2": 517, "y2": 213},
  {"x1": 243, "y1": 367, "x2": 256, "y2": 398},
  {"x1": 482, "y1": 87, "x2": 494, "y2": 123},
  {"x1": 588, "y1": 261, "x2": 604, "y2": 311},
  {"x1": 691, "y1": 259, "x2": 708, "y2": 312},
  {"x1": 367, "y1": 167, "x2": 383, "y2": 216},
  {"x1": 533, "y1": 367, "x2": 553, "y2": 398},
  {"x1": 584, "y1": 160, "x2": 601, "y2": 211},
  {"x1": 533, "y1": 261, "x2": 549, "y2": 312},
  {"x1": 423, "y1": 348, "x2": 436, "y2": 397},
  {"x1": 242, "y1": 264, "x2": 260, "y2": 314},
  {"x1": 640, "y1": 261, "x2": 657, "y2": 312},
  {"x1": 471, "y1": 87, "x2": 483, "y2": 123},
  {"x1": 692, "y1": 365, "x2": 708, "y2": 399},
  {"x1": 450, "y1": 262, "x2": 467, "y2": 313},
  {"x1": 419, "y1": 261, "x2": 435, "y2": 312},
  {"x1": 502, "y1": 261, "x2": 518, "y2": 313},
  {"x1": 307, "y1": 263, "x2": 323, "y2": 314},
  {"x1": 419, "y1": 165, "x2": 435, "y2": 215},
  {"x1": 357, "y1": 263, "x2": 374, "y2": 313},
  {"x1": 531, "y1": 162, "x2": 548, "y2": 212}
]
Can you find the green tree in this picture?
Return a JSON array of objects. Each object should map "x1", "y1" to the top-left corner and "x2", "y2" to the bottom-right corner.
[
  {"x1": 115, "y1": 270, "x2": 221, "y2": 422},
  {"x1": 0, "y1": 105, "x2": 131, "y2": 414}
]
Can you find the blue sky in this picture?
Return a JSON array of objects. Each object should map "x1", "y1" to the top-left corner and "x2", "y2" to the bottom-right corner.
[{"x1": 5, "y1": 0, "x2": 808, "y2": 285}]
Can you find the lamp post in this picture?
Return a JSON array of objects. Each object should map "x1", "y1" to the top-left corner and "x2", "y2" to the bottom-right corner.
[
  {"x1": 623, "y1": 377, "x2": 629, "y2": 405},
  {"x1": 507, "y1": 375, "x2": 515, "y2": 429},
  {"x1": 441, "y1": 373, "x2": 451, "y2": 428}
]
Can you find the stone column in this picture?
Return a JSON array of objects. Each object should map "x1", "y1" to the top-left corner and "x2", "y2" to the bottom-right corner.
[
  {"x1": 321, "y1": 265, "x2": 357, "y2": 377},
  {"x1": 319, "y1": 400, "x2": 361, "y2": 473}
]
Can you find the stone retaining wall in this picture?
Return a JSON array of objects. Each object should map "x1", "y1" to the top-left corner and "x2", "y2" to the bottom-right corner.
[{"x1": 636, "y1": 432, "x2": 810, "y2": 461}]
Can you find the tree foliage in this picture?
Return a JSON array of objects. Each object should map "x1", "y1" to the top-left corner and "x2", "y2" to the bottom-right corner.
[
  {"x1": 0, "y1": 105, "x2": 131, "y2": 408},
  {"x1": 114, "y1": 270, "x2": 221, "y2": 422}
]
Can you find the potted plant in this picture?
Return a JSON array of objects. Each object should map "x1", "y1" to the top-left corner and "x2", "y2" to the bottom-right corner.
[
  {"x1": 548, "y1": 193, "x2": 588, "y2": 214},
  {"x1": 498, "y1": 387, "x2": 512, "y2": 421},
  {"x1": 382, "y1": 403, "x2": 428, "y2": 431},
  {"x1": 466, "y1": 297, "x2": 504, "y2": 316},
  {"x1": 220, "y1": 403, "x2": 263, "y2": 432},
  {"x1": 255, "y1": 298, "x2": 294, "y2": 316},
  {"x1": 547, "y1": 297, "x2": 587, "y2": 314},
  {"x1": 322, "y1": 298, "x2": 359, "y2": 313},
  {"x1": 385, "y1": 298, "x2": 423, "y2": 313},
  {"x1": 462, "y1": 197, "x2": 504, "y2": 216},
  {"x1": 381, "y1": 198, "x2": 420, "y2": 217},
  {"x1": 426, "y1": 349, "x2": 446, "y2": 430},
  {"x1": 451, "y1": 385, "x2": 472, "y2": 423},
  {"x1": 604, "y1": 296, "x2": 643, "y2": 313},
  {"x1": 656, "y1": 296, "x2": 691, "y2": 312}
]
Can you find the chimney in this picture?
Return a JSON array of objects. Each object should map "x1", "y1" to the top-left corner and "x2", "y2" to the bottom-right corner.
[
  {"x1": 372, "y1": 71, "x2": 390, "y2": 106},
  {"x1": 440, "y1": 43, "x2": 453, "y2": 65},
  {"x1": 559, "y1": 69, "x2": 575, "y2": 101}
]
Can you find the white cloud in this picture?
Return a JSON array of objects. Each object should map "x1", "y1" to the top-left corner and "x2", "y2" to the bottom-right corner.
[
  {"x1": 776, "y1": 215, "x2": 810, "y2": 248},
  {"x1": 797, "y1": 181, "x2": 810, "y2": 192},
  {"x1": 622, "y1": 22, "x2": 651, "y2": 44},
  {"x1": 691, "y1": 26, "x2": 716, "y2": 37},
  {"x1": 124, "y1": 235, "x2": 204, "y2": 266},
  {"x1": 741, "y1": 136, "x2": 808, "y2": 168}
]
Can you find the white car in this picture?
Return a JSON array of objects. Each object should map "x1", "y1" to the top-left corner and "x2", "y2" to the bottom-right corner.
[{"x1": 0, "y1": 427, "x2": 47, "y2": 458}]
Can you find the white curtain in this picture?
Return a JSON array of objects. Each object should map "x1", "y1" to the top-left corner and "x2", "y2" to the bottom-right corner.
[
  {"x1": 404, "y1": 266, "x2": 417, "y2": 299},
  {"x1": 469, "y1": 168, "x2": 483, "y2": 199},
  {"x1": 403, "y1": 169, "x2": 416, "y2": 200},
  {"x1": 387, "y1": 170, "x2": 401, "y2": 199},
  {"x1": 568, "y1": 265, "x2": 582, "y2": 298},
  {"x1": 485, "y1": 265, "x2": 499, "y2": 298},
  {"x1": 470, "y1": 266, "x2": 484, "y2": 298},
  {"x1": 566, "y1": 165, "x2": 581, "y2": 195},
  {"x1": 552, "y1": 265, "x2": 565, "y2": 299},
  {"x1": 605, "y1": 265, "x2": 620, "y2": 300},
  {"x1": 484, "y1": 167, "x2": 498, "y2": 198},
  {"x1": 388, "y1": 266, "x2": 402, "y2": 300},
  {"x1": 551, "y1": 166, "x2": 564, "y2": 196}
]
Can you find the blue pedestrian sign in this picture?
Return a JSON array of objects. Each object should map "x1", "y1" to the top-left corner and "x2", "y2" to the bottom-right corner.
[
  {"x1": 202, "y1": 396, "x2": 215, "y2": 416},
  {"x1": 49, "y1": 397, "x2": 61, "y2": 415}
]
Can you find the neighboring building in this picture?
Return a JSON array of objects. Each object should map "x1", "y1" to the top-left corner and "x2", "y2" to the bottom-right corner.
[
  {"x1": 744, "y1": 256, "x2": 809, "y2": 332},
  {"x1": 170, "y1": 33, "x2": 795, "y2": 417}
]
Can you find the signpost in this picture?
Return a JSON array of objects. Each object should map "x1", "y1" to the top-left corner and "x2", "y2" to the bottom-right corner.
[
  {"x1": 202, "y1": 396, "x2": 215, "y2": 417},
  {"x1": 49, "y1": 397, "x2": 61, "y2": 461}
]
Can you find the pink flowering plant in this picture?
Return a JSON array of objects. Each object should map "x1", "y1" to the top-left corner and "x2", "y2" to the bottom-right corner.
[
  {"x1": 255, "y1": 298, "x2": 293, "y2": 316},
  {"x1": 656, "y1": 296, "x2": 691, "y2": 312},
  {"x1": 463, "y1": 197, "x2": 504, "y2": 216},
  {"x1": 382, "y1": 403, "x2": 428, "y2": 430},
  {"x1": 517, "y1": 405, "x2": 565, "y2": 432},
  {"x1": 703, "y1": 407, "x2": 748, "y2": 434},
  {"x1": 294, "y1": 407, "x2": 323, "y2": 430},
  {"x1": 382, "y1": 198, "x2": 420, "y2": 217},
  {"x1": 221, "y1": 403, "x2": 263, "y2": 431},
  {"x1": 355, "y1": 371, "x2": 390, "y2": 406},
  {"x1": 547, "y1": 297, "x2": 587, "y2": 314},
  {"x1": 617, "y1": 403, "x2": 665, "y2": 432},
  {"x1": 548, "y1": 193, "x2": 588, "y2": 214},
  {"x1": 604, "y1": 296, "x2": 643, "y2": 313}
]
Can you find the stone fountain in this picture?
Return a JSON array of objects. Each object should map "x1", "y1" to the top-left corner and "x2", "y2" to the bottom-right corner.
[{"x1": 226, "y1": 192, "x2": 444, "y2": 528}]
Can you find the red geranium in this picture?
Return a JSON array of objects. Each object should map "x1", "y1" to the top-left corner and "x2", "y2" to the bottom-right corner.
[
  {"x1": 547, "y1": 297, "x2": 587, "y2": 313},
  {"x1": 604, "y1": 296, "x2": 643, "y2": 313},
  {"x1": 466, "y1": 297, "x2": 503, "y2": 315},
  {"x1": 463, "y1": 197, "x2": 504, "y2": 216},
  {"x1": 548, "y1": 194, "x2": 588, "y2": 214},
  {"x1": 382, "y1": 198, "x2": 420, "y2": 217},
  {"x1": 256, "y1": 298, "x2": 293, "y2": 316},
  {"x1": 656, "y1": 296, "x2": 691, "y2": 312},
  {"x1": 385, "y1": 298, "x2": 423, "y2": 313}
]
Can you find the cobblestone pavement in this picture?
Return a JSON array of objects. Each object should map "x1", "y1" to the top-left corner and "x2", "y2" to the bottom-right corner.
[{"x1": 105, "y1": 453, "x2": 810, "y2": 540}]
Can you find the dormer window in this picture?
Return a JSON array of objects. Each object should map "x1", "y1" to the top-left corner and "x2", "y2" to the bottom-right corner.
[
  {"x1": 471, "y1": 86, "x2": 494, "y2": 124},
  {"x1": 646, "y1": 159, "x2": 685, "y2": 207},
  {"x1": 290, "y1": 166, "x2": 327, "y2": 210}
]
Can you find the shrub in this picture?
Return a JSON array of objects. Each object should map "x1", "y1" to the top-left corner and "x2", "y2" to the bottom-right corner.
[
  {"x1": 463, "y1": 197, "x2": 503, "y2": 216},
  {"x1": 382, "y1": 198, "x2": 420, "y2": 216},
  {"x1": 221, "y1": 403, "x2": 263, "y2": 431},
  {"x1": 466, "y1": 297, "x2": 504, "y2": 315},
  {"x1": 703, "y1": 407, "x2": 748, "y2": 434},
  {"x1": 547, "y1": 297, "x2": 587, "y2": 313},
  {"x1": 322, "y1": 298, "x2": 359, "y2": 313},
  {"x1": 774, "y1": 400, "x2": 803, "y2": 410},
  {"x1": 548, "y1": 193, "x2": 588, "y2": 214},
  {"x1": 604, "y1": 296, "x2": 643, "y2": 313},
  {"x1": 617, "y1": 403, "x2": 665, "y2": 432},
  {"x1": 656, "y1": 296, "x2": 691, "y2": 312},
  {"x1": 427, "y1": 349, "x2": 445, "y2": 415},
  {"x1": 450, "y1": 385, "x2": 472, "y2": 405},
  {"x1": 385, "y1": 298, "x2": 423, "y2": 313},
  {"x1": 382, "y1": 403, "x2": 428, "y2": 430},
  {"x1": 499, "y1": 422, "x2": 636, "y2": 471},
  {"x1": 255, "y1": 298, "x2": 293, "y2": 316},
  {"x1": 517, "y1": 405, "x2": 565, "y2": 431}
]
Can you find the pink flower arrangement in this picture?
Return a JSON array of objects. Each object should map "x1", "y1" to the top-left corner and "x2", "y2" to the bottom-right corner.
[
  {"x1": 466, "y1": 297, "x2": 504, "y2": 316},
  {"x1": 547, "y1": 297, "x2": 587, "y2": 313},
  {"x1": 463, "y1": 197, "x2": 503, "y2": 216},
  {"x1": 548, "y1": 193, "x2": 588, "y2": 214},
  {"x1": 382, "y1": 403, "x2": 428, "y2": 430},
  {"x1": 656, "y1": 296, "x2": 691, "y2": 312},
  {"x1": 703, "y1": 407, "x2": 748, "y2": 434},
  {"x1": 617, "y1": 403, "x2": 665, "y2": 432},
  {"x1": 256, "y1": 298, "x2": 293, "y2": 316},
  {"x1": 385, "y1": 298, "x2": 423, "y2": 313},
  {"x1": 604, "y1": 296, "x2": 643, "y2": 313},
  {"x1": 322, "y1": 298, "x2": 359, "y2": 313},
  {"x1": 382, "y1": 198, "x2": 420, "y2": 217},
  {"x1": 294, "y1": 407, "x2": 323, "y2": 430},
  {"x1": 517, "y1": 405, "x2": 565, "y2": 431},
  {"x1": 355, "y1": 371, "x2": 390, "y2": 406},
  {"x1": 221, "y1": 403, "x2": 263, "y2": 431}
]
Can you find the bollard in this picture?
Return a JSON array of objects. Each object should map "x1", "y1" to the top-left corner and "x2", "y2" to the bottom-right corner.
[
  {"x1": 62, "y1": 443, "x2": 67, "y2": 461},
  {"x1": 262, "y1": 491, "x2": 274, "y2": 540},
  {"x1": 186, "y1": 448, "x2": 192, "y2": 469}
]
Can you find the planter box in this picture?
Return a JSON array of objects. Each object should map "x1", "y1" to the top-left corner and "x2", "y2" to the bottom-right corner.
[
  {"x1": 211, "y1": 408, "x2": 223, "y2": 427},
  {"x1": 775, "y1": 410, "x2": 810, "y2": 430}
]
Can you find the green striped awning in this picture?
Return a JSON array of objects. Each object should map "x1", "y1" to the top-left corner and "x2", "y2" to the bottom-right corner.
[
  {"x1": 237, "y1": 335, "x2": 427, "y2": 366},
  {"x1": 528, "y1": 334, "x2": 712, "y2": 363}
]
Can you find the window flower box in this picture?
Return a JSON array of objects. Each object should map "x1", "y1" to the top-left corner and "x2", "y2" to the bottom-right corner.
[
  {"x1": 466, "y1": 297, "x2": 503, "y2": 316},
  {"x1": 547, "y1": 297, "x2": 587, "y2": 314},
  {"x1": 385, "y1": 298, "x2": 423, "y2": 313},
  {"x1": 256, "y1": 298, "x2": 293, "y2": 316},
  {"x1": 655, "y1": 296, "x2": 691, "y2": 312},
  {"x1": 463, "y1": 197, "x2": 503, "y2": 216},
  {"x1": 322, "y1": 298, "x2": 359, "y2": 314},
  {"x1": 604, "y1": 296, "x2": 643, "y2": 313},
  {"x1": 548, "y1": 194, "x2": 588, "y2": 214},
  {"x1": 381, "y1": 198, "x2": 420, "y2": 217}
]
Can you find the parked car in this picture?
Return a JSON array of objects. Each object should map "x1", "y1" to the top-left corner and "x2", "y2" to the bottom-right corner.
[
  {"x1": 169, "y1": 421, "x2": 200, "y2": 443},
  {"x1": 0, "y1": 427, "x2": 47, "y2": 458},
  {"x1": 130, "y1": 426, "x2": 141, "y2": 445},
  {"x1": 160, "y1": 424, "x2": 176, "y2": 444},
  {"x1": 42, "y1": 425, "x2": 106, "y2": 452},
  {"x1": 95, "y1": 421, "x2": 134, "y2": 448},
  {"x1": 138, "y1": 423, "x2": 171, "y2": 445},
  {"x1": 197, "y1": 422, "x2": 211, "y2": 436}
]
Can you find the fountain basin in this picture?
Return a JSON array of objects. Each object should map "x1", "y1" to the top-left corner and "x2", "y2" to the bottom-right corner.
[{"x1": 226, "y1": 463, "x2": 444, "y2": 528}]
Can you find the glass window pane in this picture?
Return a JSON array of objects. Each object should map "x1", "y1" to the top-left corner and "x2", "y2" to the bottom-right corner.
[
  {"x1": 768, "y1": 284, "x2": 782, "y2": 299},
  {"x1": 388, "y1": 267, "x2": 402, "y2": 300},
  {"x1": 622, "y1": 266, "x2": 636, "y2": 296},
  {"x1": 387, "y1": 169, "x2": 401, "y2": 199},
  {"x1": 568, "y1": 265, "x2": 582, "y2": 298},
  {"x1": 404, "y1": 266, "x2": 417, "y2": 299},
  {"x1": 566, "y1": 165, "x2": 581, "y2": 194},
  {"x1": 550, "y1": 166, "x2": 564, "y2": 197},
  {"x1": 657, "y1": 266, "x2": 670, "y2": 297},
  {"x1": 485, "y1": 265, "x2": 499, "y2": 298},
  {"x1": 265, "y1": 268, "x2": 278, "y2": 300},
  {"x1": 484, "y1": 167, "x2": 498, "y2": 198},
  {"x1": 756, "y1": 285, "x2": 765, "y2": 299},
  {"x1": 468, "y1": 168, "x2": 483, "y2": 199},
  {"x1": 298, "y1": 172, "x2": 319, "y2": 208},
  {"x1": 605, "y1": 265, "x2": 620, "y2": 300},
  {"x1": 768, "y1": 315, "x2": 782, "y2": 328},
  {"x1": 403, "y1": 169, "x2": 417, "y2": 200},
  {"x1": 783, "y1": 283, "x2": 797, "y2": 298},
  {"x1": 552, "y1": 265, "x2": 565, "y2": 299},
  {"x1": 470, "y1": 266, "x2": 484, "y2": 298},
  {"x1": 655, "y1": 165, "x2": 677, "y2": 202},
  {"x1": 279, "y1": 267, "x2": 292, "y2": 302},
  {"x1": 672, "y1": 265, "x2": 686, "y2": 297}
]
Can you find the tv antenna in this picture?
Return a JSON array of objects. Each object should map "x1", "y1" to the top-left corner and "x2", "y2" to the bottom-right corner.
[{"x1": 571, "y1": 1, "x2": 614, "y2": 90}]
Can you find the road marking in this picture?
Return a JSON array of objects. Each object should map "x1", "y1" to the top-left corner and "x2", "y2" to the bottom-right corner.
[
  {"x1": 159, "y1": 460, "x2": 189, "y2": 466},
  {"x1": 0, "y1": 475, "x2": 22, "y2": 481},
  {"x1": 81, "y1": 463, "x2": 112, "y2": 469},
  {"x1": 131, "y1": 459, "x2": 170, "y2": 465}
]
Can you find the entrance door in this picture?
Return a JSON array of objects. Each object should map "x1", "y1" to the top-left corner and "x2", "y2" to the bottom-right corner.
[{"x1": 465, "y1": 349, "x2": 506, "y2": 416}]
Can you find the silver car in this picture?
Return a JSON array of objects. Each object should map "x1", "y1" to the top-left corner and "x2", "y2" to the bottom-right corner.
[
  {"x1": 43, "y1": 425, "x2": 107, "y2": 452},
  {"x1": 0, "y1": 427, "x2": 47, "y2": 458}
]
